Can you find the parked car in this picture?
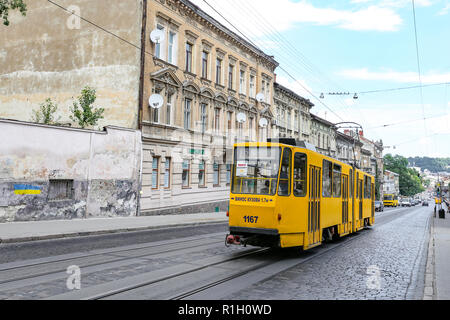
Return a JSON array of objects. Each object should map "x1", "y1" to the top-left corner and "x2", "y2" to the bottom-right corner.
[
  {"x1": 422, "y1": 201, "x2": 429, "y2": 206},
  {"x1": 401, "y1": 200, "x2": 411, "y2": 207},
  {"x1": 375, "y1": 200, "x2": 384, "y2": 212}
]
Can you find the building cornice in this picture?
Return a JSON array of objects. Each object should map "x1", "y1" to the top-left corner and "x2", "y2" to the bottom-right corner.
[{"x1": 163, "y1": 0, "x2": 279, "y2": 71}]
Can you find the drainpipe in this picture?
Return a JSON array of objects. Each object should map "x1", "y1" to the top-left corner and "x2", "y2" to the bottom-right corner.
[{"x1": 138, "y1": 0, "x2": 148, "y2": 131}]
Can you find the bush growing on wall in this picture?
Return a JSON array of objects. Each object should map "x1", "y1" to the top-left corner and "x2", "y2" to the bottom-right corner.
[
  {"x1": 70, "y1": 86, "x2": 105, "y2": 129},
  {"x1": 31, "y1": 98, "x2": 60, "y2": 125}
]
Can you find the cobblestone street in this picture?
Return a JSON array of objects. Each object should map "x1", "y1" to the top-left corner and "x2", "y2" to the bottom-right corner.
[
  {"x1": 0, "y1": 206, "x2": 433, "y2": 300},
  {"x1": 224, "y1": 206, "x2": 430, "y2": 300}
]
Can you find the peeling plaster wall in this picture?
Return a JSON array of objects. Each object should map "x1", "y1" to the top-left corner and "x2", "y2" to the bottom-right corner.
[
  {"x1": 0, "y1": 0, "x2": 143, "y2": 129},
  {"x1": 0, "y1": 120, "x2": 142, "y2": 223}
]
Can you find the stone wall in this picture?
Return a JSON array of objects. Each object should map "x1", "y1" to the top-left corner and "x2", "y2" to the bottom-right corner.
[
  {"x1": 0, "y1": 0, "x2": 143, "y2": 129},
  {"x1": 0, "y1": 119, "x2": 142, "y2": 222}
]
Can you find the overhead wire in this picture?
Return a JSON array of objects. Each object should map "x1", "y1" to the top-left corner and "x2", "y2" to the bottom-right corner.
[
  {"x1": 201, "y1": 0, "x2": 346, "y2": 121},
  {"x1": 225, "y1": 0, "x2": 356, "y2": 120}
]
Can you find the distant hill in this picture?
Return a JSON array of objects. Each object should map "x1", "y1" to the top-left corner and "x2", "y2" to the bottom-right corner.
[{"x1": 408, "y1": 157, "x2": 450, "y2": 173}]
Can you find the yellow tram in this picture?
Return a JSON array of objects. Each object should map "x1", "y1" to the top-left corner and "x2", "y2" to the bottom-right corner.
[{"x1": 226, "y1": 139, "x2": 375, "y2": 250}]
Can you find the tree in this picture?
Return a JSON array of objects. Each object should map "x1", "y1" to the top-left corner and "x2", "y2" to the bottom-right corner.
[
  {"x1": 31, "y1": 98, "x2": 60, "y2": 125},
  {"x1": 384, "y1": 154, "x2": 425, "y2": 197},
  {"x1": 1, "y1": 0, "x2": 27, "y2": 26},
  {"x1": 70, "y1": 86, "x2": 105, "y2": 129}
]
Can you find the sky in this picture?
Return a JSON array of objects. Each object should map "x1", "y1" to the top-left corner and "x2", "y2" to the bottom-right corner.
[{"x1": 190, "y1": 0, "x2": 450, "y2": 158}]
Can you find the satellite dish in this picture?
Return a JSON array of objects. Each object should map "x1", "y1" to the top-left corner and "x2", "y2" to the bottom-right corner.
[
  {"x1": 150, "y1": 29, "x2": 165, "y2": 44},
  {"x1": 149, "y1": 94, "x2": 164, "y2": 109},
  {"x1": 256, "y1": 92, "x2": 265, "y2": 103},
  {"x1": 259, "y1": 118, "x2": 268, "y2": 128},
  {"x1": 236, "y1": 112, "x2": 247, "y2": 123}
]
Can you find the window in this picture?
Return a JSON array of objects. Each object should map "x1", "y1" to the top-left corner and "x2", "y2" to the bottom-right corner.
[
  {"x1": 364, "y1": 176, "x2": 372, "y2": 199},
  {"x1": 249, "y1": 117, "x2": 253, "y2": 140},
  {"x1": 184, "y1": 99, "x2": 191, "y2": 130},
  {"x1": 214, "y1": 108, "x2": 220, "y2": 134},
  {"x1": 278, "y1": 148, "x2": 292, "y2": 196},
  {"x1": 322, "y1": 160, "x2": 332, "y2": 197},
  {"x1": 249, "y1": 75, "x2": 255, "y2": 98},
  {"x1": 182, "y1": 160, "x2": 190, "y2": 187},
  {"x1": 293, "y1": 153, "x2": 307, "y2": 197},
  {"x1": 261, "y1": 80, "x2": 266, "y2": 100},
  {"x1": 164, "y1": 158, "x2": 171, "y2": 189},
  {"x1": 349, "y1": 169, "x2": 353, "y2": 198},
  {"x1": 185, "y1": 42, "x2": 193, "y2": 72},
  {"x1": 155, "y1": 24, "x2": 165, "y2": 59},
  {"x1": 333, "y1": 164, "x2": 341, "y2": 198},
  {"x1": 168, "y1": 31, "x2": 177, "y2": 65},
  {"x1": 152, "y1": 157, "x2": 159, "y2": 189},
  {"x1": 287, "y1": 111, "x2": 291, "y2": 130},
  {"x1": 232, "y1": 146, "x2": 281, "y2": 196},
  {"x1": 265, "y1": 80, "x2": 271, "y2": 103},
  {"x1": 228, "y1": 64, "x2": 234, "y2": 89},
  {"x1": 226, "y1": 164, "x2": 231, "y2": 185},
  {"x1": 201, "y1": 51, "x2": 208, "y2": 78},
  {"x1": 227, "y1": 111, "x2": 233, "y2": 133},
  {"x1": 262, "y1": 79, "x2": 270, "y2": 103},
  {"x1": 239, "y1": 70, "x2": 246, "y2": 95},
  {"x1": 152, "y1": 104, "x2": 160, "y2": 123},
  {"x1": 237, "y1": 121, "x2": 243, "y2": 138},
  {"x1": 48, "y1": 180, "x2": 73, "y2": 201},
  {"x1": 200, "y1": 103, "x2": 207, "y2": 133},
  {"x1": 198, "y1": 160, "x2": 206, "y2": 187},
  {"x1": 213, "y1": 163, "x2": 220, "y2": 186},
  {"x1": 216, "y1": 58, "x2": 222, "y2": 84},
  {"x1": 166, "y1": 93, "x2": 173, "y2": 125}
]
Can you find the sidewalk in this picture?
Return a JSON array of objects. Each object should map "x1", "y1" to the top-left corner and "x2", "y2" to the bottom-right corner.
[
  {"x1": 424, "y1": 202, "x2": 450, "y2": 300},
  {"x1": 0, "y1": 212, "x2": 228, "y2": 244}
]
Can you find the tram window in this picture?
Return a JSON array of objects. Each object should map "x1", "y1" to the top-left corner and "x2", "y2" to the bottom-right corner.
[
  {"x1": 364, "y1": 176, "x2": 372, "y2": 199},
  {"x1": 231, "y1": 146, "x2": 281, "y2": 195},
  {"x1": 349, "y1": 169, "x2": 353, "y2": 198},
  {"x1": 333, "y1": 164, "x2": 341, "y2": 198},
  {"x1": 278, "y1": 148, "x2": 292, "y2": 196},
  {"x1": 322, "y1": 160, "x2": 332, "y2": 198},
  {"x1": 293, "y1": 153, "x2": 307, "y2": 197}
]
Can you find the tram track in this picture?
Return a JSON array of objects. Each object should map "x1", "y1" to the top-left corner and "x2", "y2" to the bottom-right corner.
[
  {"x1": 0, "y1": 206, "x2": 427, "y2": 300},
  {"x1": 92, "y1": 208, "x2": 422, "y2": 300},
  {"x1": 0, "y1": 233, "x2": 229, "y2": 289}
]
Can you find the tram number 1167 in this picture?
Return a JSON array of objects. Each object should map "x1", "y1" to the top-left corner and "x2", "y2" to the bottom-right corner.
[{"x1": 243, "y1": 216, "x2": 258, "y2": 223}]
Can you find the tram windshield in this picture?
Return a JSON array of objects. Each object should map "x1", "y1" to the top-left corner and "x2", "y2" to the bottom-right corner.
[
  {"x1": 383, "y1": 194, "x2": 394, "y2": 201},
  {"x1": 232, "y1": 146, "x2": 282, "y2": 195}
]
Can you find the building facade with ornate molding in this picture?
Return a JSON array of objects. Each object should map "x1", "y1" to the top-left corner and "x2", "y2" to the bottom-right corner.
[
  {"x1": 139, "y1": 0, "x2": 279, "y2": 214},
  {"x1": 310, "y1": 114, "x2": 337, "y2": 158},
  {"x1": 273, "y1": 83, "x2": 313, "y2": 142}
]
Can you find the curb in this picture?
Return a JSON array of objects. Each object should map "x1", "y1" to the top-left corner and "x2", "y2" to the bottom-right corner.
[
  {"x1": 0, "y1": 220, "x2": 229, "y2": 244},
  {"x1": 423, "y1": 213, "x2": 436, "y2": 300}
]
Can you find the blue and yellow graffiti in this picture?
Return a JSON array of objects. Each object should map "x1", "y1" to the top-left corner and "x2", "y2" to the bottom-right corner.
[{"x1": 14, "y1": 184, "x2": 41, "y2": 195}]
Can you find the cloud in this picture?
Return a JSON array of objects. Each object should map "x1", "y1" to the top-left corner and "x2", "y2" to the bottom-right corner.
[
  {"x1": 438, "y1": 4, "x2": 450, "y2": 15},
  {"x1": 190, "y1": 0, "x2": 404, "y2": 36},
  {"x1": 276, "y1": 74, "x2": 314, "y2": 99},
  {"x1": 337, "y1": 68, "x2": 450, "y2": 84}
]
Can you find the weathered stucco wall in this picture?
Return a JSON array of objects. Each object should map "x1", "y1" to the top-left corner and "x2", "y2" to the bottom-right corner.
[
  {"x1": 0, "y1": 119, "x2": 142, "y2": 222},
  {"x1": 0, "y1": 0, "x2": 143, "y2": 129}
]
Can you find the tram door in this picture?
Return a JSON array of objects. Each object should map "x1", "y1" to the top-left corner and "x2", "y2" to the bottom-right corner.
[
  {"x1": 342, "y1": 174, "x2": 349, "y2": 234},
  {"x1": 358, "y1": 174, "x2": 363, "y2": 229},
  {"x1": 307, "y1": 166, "x2": 321, "y2": 247}
]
